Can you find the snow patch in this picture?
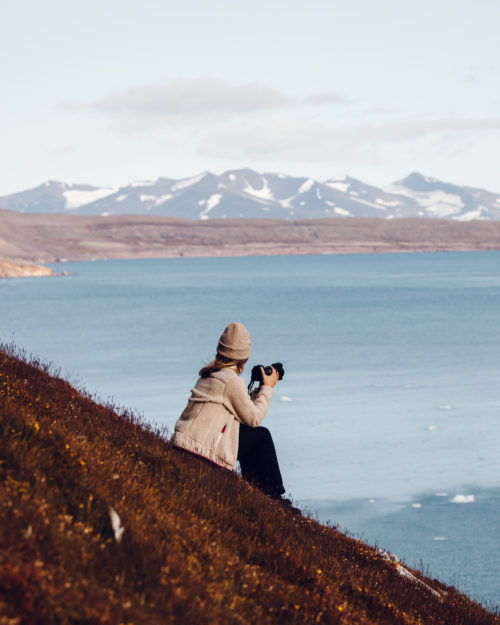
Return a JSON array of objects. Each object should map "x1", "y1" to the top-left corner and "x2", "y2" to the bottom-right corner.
[
  {"x1": 280, "y1": 196, "x2": 295, "y2": 209},
  {"x1": 171, "y1": 172, "x2": 207, "y2": 192},
  {"x1": 454, "y1": 206, "x2": 488, "y2": 221},
  {"x1": 154, "y1": 194, "x2": 172, "y2": 205},
  {"x1": 140, "y1": 193, "x2": 172, "y2": 206},
  {"x1": 375, "y1": 197, "x2": 402, "y2": 207},
  {"x1": 116, "y1": 195, "x2": 127, "y2": 202},
  {"x1": 63, "y1": 187, "x2": 117, "y2": 210},
  {"x1": 228, "y1": 173, "x2": 236, "y2": 181},
  {"x1": 388, "y1": 185, "x2": 464, "y2": 217},
  {"x1": 243, "y1": 178, "x2": 274, "y2": 201},
  {"x1": 334, "y1": 206, "x2": 352, "y2": 216},
  {"x1": 199, "y1": 193, "x2": 222, "y2": 220},
  {"x1": 325, "y1": 181, "x2": 350, "y2": 193},
  {"x1": 298, "y1": 178, "x2": 314, "y2": 194}
]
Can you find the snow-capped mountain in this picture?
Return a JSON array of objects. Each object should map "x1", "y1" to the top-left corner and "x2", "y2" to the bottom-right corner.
[{"x1": 2, "y1": 170, "x2": 500, "y2": 221}]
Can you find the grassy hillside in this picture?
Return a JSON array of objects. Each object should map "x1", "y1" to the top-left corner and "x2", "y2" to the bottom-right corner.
[{"x1": 1, "y1": 346, "x2": 498, "y2": 625}]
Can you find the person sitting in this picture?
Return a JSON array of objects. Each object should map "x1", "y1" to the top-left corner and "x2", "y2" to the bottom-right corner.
[{"x1": 172, "y1": 322, "x2": 299, "y2": 513}]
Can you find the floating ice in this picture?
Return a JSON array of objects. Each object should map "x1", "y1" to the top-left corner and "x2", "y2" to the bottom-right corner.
[
  {"x1": 435, "y1": 492, "x2": 448, "y2": 497},
  {"x1": 412, "y1": 503, "x2": 422, "y2": 508},
  {"x1": 439, "y1": 405, "x2": 453, "y2": 410},
  {"x1": 451, "y1": 494, "x2": 475, "y2": 504},
  {"x1": 427, "y1": 425, "x2": 437, "y2": 431},
  {"x1": 280, "y1": 396, "x2": 293, "y2": 402},
  {"x1": 434, "y1": 537, "x2": 447, "y2": 541},
  {"x1": 368, "y1": 499, "x2": 376, "y2": 503}
]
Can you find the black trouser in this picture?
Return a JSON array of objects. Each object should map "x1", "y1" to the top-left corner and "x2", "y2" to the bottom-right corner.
[{"x1": 237, "y1": 424, "x2": 285, "y2": 497}]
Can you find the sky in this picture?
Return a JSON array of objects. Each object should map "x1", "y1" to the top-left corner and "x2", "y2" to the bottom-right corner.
[{"x1": 1, "y1": 0, "x2": 500, "y2": 195}]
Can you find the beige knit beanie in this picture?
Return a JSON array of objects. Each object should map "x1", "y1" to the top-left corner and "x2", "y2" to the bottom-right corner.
[{"x1": 217, "y1": 322, "x2": 251, "y2": 360}]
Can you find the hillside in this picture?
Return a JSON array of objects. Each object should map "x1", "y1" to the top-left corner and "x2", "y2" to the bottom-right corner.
[
  {"x1": 1, "y1": 346, "x2": 498, "y2": 624},
  {"x1": 2, "y1": 209, "x2": 500, "y2": 264}
]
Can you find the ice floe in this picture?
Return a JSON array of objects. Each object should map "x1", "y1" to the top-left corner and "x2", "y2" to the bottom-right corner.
[
  {"x1": 450, "y1": 494, "x2": 475, "y2": 504},
  {"x1": 280, "y1": 395, "x2": 293, "y2": 402}
]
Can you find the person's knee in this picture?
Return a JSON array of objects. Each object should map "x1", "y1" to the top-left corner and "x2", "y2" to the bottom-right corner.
[{"x1": 257, "y1": 426, "x2": 271, "y2": 439}]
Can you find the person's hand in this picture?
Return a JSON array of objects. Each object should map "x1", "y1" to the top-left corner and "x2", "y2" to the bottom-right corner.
[{"x1": 261, "y1": 366, "x2": 279, "y2": 388}]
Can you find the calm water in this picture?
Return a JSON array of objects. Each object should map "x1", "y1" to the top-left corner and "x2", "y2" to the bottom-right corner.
[{"x1": 1, "y1": 252, "x2": 499, "y2": 607}]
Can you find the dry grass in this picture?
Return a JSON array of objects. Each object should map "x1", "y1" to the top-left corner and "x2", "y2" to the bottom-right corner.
[{"x1": 1, "y1": 345, "x2": 498, "y2": 624}]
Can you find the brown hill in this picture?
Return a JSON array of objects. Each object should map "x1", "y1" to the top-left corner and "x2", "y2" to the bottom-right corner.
[
  {"x1": 1, "y1": 346, "x2": 498, "y2": 624},
  {"x1": 2, "y1": 208, "x2": 500, "y2": 263}
]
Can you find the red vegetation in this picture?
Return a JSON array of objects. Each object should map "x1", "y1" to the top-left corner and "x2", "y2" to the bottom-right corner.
[{"x1": 1, "y1": 346, "x2": 498, "y2": 624}]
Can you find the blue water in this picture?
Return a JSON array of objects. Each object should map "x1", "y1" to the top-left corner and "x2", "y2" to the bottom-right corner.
[{"x1": 1, "y1": 252, "x2": 499, "y2": 607}]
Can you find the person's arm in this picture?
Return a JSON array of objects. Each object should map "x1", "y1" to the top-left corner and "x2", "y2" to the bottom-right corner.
[{"x1": 225, "y1": 367, "x2": 278, "y2": 427}]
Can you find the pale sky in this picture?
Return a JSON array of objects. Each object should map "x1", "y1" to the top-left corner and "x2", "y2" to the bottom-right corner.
[{"x1": 2, "y1": 0, "x2": 500, "y2": 195}]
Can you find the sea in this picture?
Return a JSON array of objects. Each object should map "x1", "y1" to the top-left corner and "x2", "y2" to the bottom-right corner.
[{"x1": 1, "y1": 252, "x2": 499, "y2": 608}]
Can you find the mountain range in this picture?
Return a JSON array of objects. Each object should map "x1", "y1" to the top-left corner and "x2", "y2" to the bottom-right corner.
[{"x1": 2, "y1": 170, "x2": 500, "y2": 221}]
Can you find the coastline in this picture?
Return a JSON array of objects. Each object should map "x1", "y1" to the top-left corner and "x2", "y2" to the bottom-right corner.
[
  {"x1": 2, "y1": 208, "x2": 500, "y2": 263},
  {"x1": 0, "y1": 259, "x2": 56, "y2": 279}
]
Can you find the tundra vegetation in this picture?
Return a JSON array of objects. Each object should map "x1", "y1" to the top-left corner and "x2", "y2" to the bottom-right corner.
[{"x1": 1, "y1": 345, "x2": 498, "y2": 624}]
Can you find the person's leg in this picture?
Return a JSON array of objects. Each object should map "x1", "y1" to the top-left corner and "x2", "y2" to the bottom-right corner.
[{"x1": 237, "y1": 424, "x2": 285, "y2": 497}]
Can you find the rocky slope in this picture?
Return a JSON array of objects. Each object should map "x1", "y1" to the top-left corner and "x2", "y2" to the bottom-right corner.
[{"x1": 0, "y1": 259, "x2": 55, "y2": 279}]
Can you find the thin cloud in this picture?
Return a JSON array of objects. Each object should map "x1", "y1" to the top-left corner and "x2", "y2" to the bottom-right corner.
[
  {"x1": 200, "y1": 115, "x2": 500, "y2": 162},
  {"x1": 60, "y1": 78, "x2": 348, "y2": 131}
]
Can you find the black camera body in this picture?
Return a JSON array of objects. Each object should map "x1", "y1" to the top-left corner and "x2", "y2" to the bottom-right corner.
[{"x1": 248, "y1": 362, "x2": 285, "y2": 391}]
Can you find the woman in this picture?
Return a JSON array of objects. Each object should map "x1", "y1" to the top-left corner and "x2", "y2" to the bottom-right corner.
[{"x1": 172, "y1": 322, "x2": 298, "y2": 513}]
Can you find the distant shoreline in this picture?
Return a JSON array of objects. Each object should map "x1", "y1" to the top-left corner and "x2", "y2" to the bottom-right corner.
[{"x1": 2, "y1": 208, "x2": 500, "y2": 264}]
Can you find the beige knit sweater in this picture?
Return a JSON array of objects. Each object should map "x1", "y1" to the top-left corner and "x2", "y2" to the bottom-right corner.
[{"x1": 172, "y1": 367, "x2": 274, "y2": 470}]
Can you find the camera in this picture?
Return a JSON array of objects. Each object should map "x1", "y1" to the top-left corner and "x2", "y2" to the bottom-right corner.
[{"x1": 248, "y1": 362, "x2": 285, "y2": 391}]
